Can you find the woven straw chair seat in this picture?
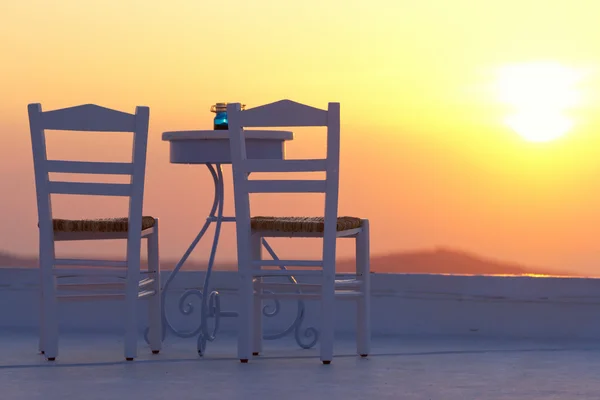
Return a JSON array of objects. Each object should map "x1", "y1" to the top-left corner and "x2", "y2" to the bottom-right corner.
[
  {"x1": 51, "y1": 216, "x2": 156, "y2": 233},
  {"x1": 250, "y1": 216, "x2": 362, "y2": 233}
]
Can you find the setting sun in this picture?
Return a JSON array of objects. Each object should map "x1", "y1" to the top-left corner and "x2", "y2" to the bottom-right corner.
[
  {"x1": 496, "y1": 62, "x2": 583, "y2": 142},
  {"x1": 504, "y1": 112, "x2": 574, "y2": 143}
]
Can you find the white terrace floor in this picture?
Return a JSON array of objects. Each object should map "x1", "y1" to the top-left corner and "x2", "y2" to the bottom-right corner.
[{"x1": 3, "y1": 330, "x2": 600, "y2": 400}]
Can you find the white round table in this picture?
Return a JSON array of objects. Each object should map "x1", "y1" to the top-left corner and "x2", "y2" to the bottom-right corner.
[
  {"x1": 162, "y1": 129, "x2": 293, "y2": 164},
  {"x1": 158, "y1": 129, "x2": 318, "y2": 355}
]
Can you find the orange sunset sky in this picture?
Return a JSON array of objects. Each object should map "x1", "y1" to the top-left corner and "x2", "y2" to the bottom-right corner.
[{"x1": 1, "y1": 1, "x2": 600, "y2": 275}]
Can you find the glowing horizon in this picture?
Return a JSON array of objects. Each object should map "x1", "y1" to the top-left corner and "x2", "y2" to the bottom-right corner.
[{"x1": 1, "y1": 0, "x2": 600, "y2": 275}]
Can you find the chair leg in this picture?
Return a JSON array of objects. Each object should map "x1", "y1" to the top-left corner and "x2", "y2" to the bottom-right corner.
[
  {"x1": 356, "y1": 220, "x2": 371, "y2": 357},
  {"x1": 124, "y1": 242, "x2": 141, "y2": 361},
  {"x1": 320, "y1": 272, "x2": 335, "y2": 364},
  {"x1": 40, "y1": 241, "x2": 58, "y2": 361},
  {"x1": 38, "y1": 269, "x2": 44, "y2": 354},
  {"x1": 147, "y1": 220, "x2": 162, "y2": 354},
  {"x1": 251, "y1": 234, "x2": 263, "y2": 356},
  {"x1": 238, "y1": 271, "x2": 254, "y2": 363}
]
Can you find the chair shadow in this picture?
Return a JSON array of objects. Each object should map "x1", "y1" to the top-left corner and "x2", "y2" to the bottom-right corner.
[{"x1": 2, "y1": 346, "x2": 598, "y2": 370}]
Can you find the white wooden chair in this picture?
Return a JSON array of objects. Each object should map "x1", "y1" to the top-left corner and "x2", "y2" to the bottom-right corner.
[
  {"x1": 227, "y1": 100, "x2": 371, "y2": 364},
  {"x1": 28, "y1": 103, "x2": 162, "y2": 361}
]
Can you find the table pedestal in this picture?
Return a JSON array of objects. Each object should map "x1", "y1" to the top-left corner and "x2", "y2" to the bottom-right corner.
[{"x1": 146, "y1": 164, "x2": 318, "y2": 355}]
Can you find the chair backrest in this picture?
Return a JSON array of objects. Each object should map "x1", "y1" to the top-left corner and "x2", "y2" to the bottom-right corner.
[
  {"x1": 28, "y1": 103, "x2": 150, "y2": 245},
  {"x1": 227, "y1": 100, "x2": 341, "y2": 266}
]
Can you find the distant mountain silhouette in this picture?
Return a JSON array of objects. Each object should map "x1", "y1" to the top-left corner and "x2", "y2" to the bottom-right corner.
[
  {"x1": 0, "y1": 247, "x2": 579, "y2": 277},
  {"x1": 338, "y1": 247, "x2": 579, "y2": 277},
  {"x1": 0, "y1": 252, "x2": 38, "y2": 268}
]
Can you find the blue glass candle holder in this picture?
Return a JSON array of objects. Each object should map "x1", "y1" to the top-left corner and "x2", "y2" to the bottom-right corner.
[
  {"x1": 210, "y1": 103, "x2": 228, "y2": 130},
  {"x1": 210, "y1": 103, "x2": 246, "y2": 130}
]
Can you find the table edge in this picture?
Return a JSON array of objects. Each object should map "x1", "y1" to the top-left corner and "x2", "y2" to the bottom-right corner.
[{"x1": 162, "y1": 129, "x2": 294, "y2": 141}]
